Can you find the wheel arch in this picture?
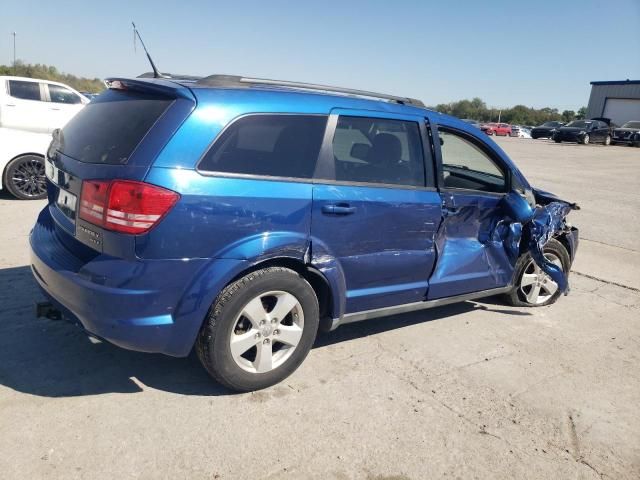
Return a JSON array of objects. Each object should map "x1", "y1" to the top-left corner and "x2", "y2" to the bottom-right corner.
[{"x1": 223, "y1": 257, "x2": 335, "y2": 333}]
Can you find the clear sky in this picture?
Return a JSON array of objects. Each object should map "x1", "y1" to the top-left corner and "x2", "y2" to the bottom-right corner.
[{"x1": 2, "y1": 0, "x2": 639, "y2": 110}]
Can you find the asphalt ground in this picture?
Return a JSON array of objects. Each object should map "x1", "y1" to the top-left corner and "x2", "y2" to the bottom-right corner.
[{"x1": 0, "y1": 136, "x2": 638, "y2": 479}]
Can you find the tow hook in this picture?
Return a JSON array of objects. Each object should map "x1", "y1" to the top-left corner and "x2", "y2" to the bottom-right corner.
[{"x1": 35, "y1": 301, "x2": 62, "y2": 321}]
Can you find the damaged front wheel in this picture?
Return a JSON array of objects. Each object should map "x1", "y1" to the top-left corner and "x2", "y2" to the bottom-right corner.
[{"x1": 505, "y1": 238, "x2": 570, "y2": 307}]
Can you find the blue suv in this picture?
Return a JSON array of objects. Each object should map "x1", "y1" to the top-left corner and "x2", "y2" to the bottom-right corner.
[{"x1": 30, "y1": 74, "x2": 579, "y2": 391}]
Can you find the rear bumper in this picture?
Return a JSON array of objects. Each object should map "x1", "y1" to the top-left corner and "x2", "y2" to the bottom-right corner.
[{"x1": 29, "y1": 207, "x2": 243, "y2": 357}]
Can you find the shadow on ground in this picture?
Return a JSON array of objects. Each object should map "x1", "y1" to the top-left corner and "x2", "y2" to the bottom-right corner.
[{"x1": 0, "y1": 264, "x2": 529, "y2": 398}]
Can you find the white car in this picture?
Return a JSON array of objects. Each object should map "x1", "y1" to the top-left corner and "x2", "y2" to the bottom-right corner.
[
  {"x1": 1, "y1": 76, "x2": 89, "y2": 199},
  {"x1": 510, "y1": 125, "x2": 532, "y2": 138},
  {"x1": 0, "y1": 76, "x2": 88, "y2": 133}
]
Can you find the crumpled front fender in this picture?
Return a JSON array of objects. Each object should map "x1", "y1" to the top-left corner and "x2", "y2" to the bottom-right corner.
[{"x1": 502, "y1": 190, "x2": 579, "y2": 295}]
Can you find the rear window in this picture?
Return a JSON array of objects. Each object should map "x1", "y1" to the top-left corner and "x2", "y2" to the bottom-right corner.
[
  {"x1": 199, "y1": 114, "x2": 327, "y2": 179},
  {"x1": 58, "y1": 89, "x2": 172, "y2": 164}
]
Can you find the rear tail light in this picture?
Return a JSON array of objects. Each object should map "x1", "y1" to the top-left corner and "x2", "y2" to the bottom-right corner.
[{"x1": 79, "y1": 180, "x2": 179, "y2": 234}]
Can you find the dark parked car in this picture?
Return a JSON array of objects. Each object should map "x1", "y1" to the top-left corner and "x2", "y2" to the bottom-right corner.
[
  {"x1": 31, "y1": 73, "x2": 579, "y2": 391},
  {"x1": 612, "y1": 121, "x2": 640, "y2": 147},
  {"x1": 531, "y1": 121, "x2": 564, "y2": 139},
  {"x1": 553, "y1": 119, "x2": 612, "y2": 145}
]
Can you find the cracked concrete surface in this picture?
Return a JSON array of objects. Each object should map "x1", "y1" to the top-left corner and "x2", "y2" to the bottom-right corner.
[{"x1": 0, "y1": 137, "x2": 639, "y2": 479}]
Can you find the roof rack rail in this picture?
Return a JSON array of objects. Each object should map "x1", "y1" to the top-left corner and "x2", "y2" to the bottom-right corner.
[
  {"x1": 194, "y1": 74, "x2": 425, "y2": 107},
  {"x1": 137, "y1": 72, "x2": 203, "y2": 82}
]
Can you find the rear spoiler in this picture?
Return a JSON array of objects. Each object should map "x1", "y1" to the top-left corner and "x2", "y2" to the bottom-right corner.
[{"x1": 104, "y1": 77, "x2": 196, "y2": 100}]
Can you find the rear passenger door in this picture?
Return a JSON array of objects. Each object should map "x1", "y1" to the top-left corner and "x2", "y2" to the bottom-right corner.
[
  {"x1": 310, "y1": 110, "x2": 442, "y2": 315},
  {"x1": 2, "y1": 79, "x2": 50, "y2": 133}
]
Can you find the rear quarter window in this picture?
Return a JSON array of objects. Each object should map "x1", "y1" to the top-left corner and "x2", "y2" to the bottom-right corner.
[
  {"x1": 199, "y1": 114, "x2": 327, "y2": 179},
  {"x1": 58, "y1": 89, "x2": 173, "y2": 164}
]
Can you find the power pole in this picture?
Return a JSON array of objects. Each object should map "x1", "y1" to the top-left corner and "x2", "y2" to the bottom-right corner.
[{"x1": 12, "y1": 32, "x2": 16, "y2": 74}]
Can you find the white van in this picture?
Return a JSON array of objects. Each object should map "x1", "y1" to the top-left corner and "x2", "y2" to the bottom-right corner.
[{"x1": 1, "y1": 77, "x2": 89, "y2": 199}]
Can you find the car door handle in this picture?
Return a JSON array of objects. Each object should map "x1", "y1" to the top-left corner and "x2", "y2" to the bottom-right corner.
[
  {"x1": 49, "y1": 107, "x2": 61, "y2": 111},
  {"x1": 5, "y1": 103, "x2": 15, "y2": 107},
  {"x1": 322, "y1": 204, "x2": 356, "y2": 215}
]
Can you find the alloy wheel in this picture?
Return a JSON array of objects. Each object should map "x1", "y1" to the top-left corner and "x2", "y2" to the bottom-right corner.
[
  {"x1": 229, "y1": 290, "x2": 304, "y2": 373},
  {"x1": 10, "y1": 157, "x2": 47, "y2": 198},
  {"x1": 519, "y1": 254, "x2": 563, "y2": 305}
]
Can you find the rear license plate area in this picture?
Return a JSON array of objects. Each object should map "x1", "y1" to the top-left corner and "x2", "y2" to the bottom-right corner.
[
  {"x1": 46, "y1": 158, "x2": 77, "y2": 222},
  {"x1": 56, "y1": 189, "x2": 77, "y2": 221}
]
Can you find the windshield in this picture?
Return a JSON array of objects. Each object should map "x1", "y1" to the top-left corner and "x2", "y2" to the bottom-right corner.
[
  {"x1": 622, "y1": 121, "x2": 640, "y2": 129},
  {"x1": 542, "y1": 121, "x2": 560, "y2": 127},
  {"x1": 566, "y1": 120, "x2": 591, "y2": 128}
]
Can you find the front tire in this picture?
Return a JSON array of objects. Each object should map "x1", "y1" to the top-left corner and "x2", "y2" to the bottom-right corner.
[
  {"x1": 505, "y1": 238, "x2": 570, "y2": 307},
  {"x1": 580, "y1": 134, "x2": 590, "y2": 145},
  {"x1": 196, "y1": 267, "x2": 319, "y2": 392},
  {"x1": 603, "y1": 135, "x2": 611, "y2": 146},
  {"x1": 2, "y1": 154, "x2": 47, "y2": 200}
]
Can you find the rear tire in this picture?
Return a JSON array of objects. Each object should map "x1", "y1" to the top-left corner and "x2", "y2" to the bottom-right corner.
[
  {"x1": 196, "y1": 267, "x2": 319, "y2": 392},
  {"x1": 2, "y1": 154, "x2": 47, "y2": 200},
  {"x1": 504, "y1": 238, "x2": 570, "y2": 307}
]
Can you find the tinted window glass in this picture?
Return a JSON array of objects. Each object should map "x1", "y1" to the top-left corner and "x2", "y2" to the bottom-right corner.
[
  {"x1": 439, "y1": 129, "x2": 506, "y2": 193},
  {"x1": 48, "y1": 84, "x2": 82, "y2": 104},
  {"x1": 199, "y1": 115, "x2": 327, "y2": 179},
  {"x1": 58, "y1": 89, "x2": 172, "y2": 164},
  {"x1": 8, "y1": 80, "x2": 41, "y2": 101},
  {"x1": 331, "y1": 116, "x2": 425, "y2": 187}
]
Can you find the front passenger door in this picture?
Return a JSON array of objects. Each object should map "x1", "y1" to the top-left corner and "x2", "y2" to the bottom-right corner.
[
  {"x1": 45, "y1": 83, "x2": 86, "y2": 132},
  {"x1": 428, "y1": 127, "x2": 514, "y2": 299}
]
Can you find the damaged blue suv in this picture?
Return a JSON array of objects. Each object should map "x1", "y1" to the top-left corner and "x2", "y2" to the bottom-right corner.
[{"x1": 30, "y1": 74, "x2": 579, "y2": 391}]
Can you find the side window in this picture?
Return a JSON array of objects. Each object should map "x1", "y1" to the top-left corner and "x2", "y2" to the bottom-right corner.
[
  {"x1": 199, "y1": 114, "x2": 327, "y2": 179},
  {"x1": 439, "y1": 129, "x2": 506, "y2": 193},
  {"x1": 48, "y1": 84, "x2": 82, "y2": 104},
  {"x1": 331, "y1": 116, "x2": 425, "y2": 187},
  {"x1": 8, "y1": 80, "x2": 42, "y2": 101}
]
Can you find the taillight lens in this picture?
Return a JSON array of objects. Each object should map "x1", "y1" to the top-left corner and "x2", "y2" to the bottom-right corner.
[{"x1": 79, "y1": 180, "x2": 179, "y2": 234}]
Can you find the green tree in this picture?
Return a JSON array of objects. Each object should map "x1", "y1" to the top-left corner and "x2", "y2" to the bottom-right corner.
[
  {"x1": 428, "y1": 98, "x2": 564, "y2": 126},
  {"x1": 0, "y1": 61, "x2": 104, "y2": 93},
  {"x1": 576, "y1": 107, "x2": 588, "y2": 119},
  {"x1": 561, "y1": 110, "x2": 576, "y2": 122}
]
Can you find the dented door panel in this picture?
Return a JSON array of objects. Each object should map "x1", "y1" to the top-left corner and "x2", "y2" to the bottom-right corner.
[{"x1": 428, "y1": 191, "x2": 514, "y2": 299}]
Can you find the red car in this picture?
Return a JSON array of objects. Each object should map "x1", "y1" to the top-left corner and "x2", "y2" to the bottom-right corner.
[{"x1": 481, "y1": 122, "x2": 511, "y2": 136}]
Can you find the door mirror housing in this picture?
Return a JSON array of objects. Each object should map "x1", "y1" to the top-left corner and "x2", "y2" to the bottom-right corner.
[{"x1": 503, "y1": 191, "x2": 534, "y2": 223}]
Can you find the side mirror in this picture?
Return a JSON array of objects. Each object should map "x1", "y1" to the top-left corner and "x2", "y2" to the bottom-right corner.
[{"x1": 503, "y1": 191, "x2": 534, "y2": 223}]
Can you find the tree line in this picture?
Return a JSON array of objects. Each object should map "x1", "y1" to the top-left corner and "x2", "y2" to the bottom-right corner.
[
  {"x1": 429, "y1": 97, "x2": 587, "y2": 126},
  {"x1": 2, "y1": 63, "x2": 586, "y2": 124},
  {"x1": 0, "y1": 61, "x2": 104, "y2": 93}
]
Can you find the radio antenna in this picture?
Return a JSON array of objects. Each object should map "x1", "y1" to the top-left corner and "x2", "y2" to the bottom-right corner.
[{"x1": 131, "y1": 22, "x2": 164, "y2": 78}]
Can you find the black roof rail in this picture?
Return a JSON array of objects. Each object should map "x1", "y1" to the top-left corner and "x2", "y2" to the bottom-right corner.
[{"x1": 194, "y1": 74, "x2": 425, "y2": 107}]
